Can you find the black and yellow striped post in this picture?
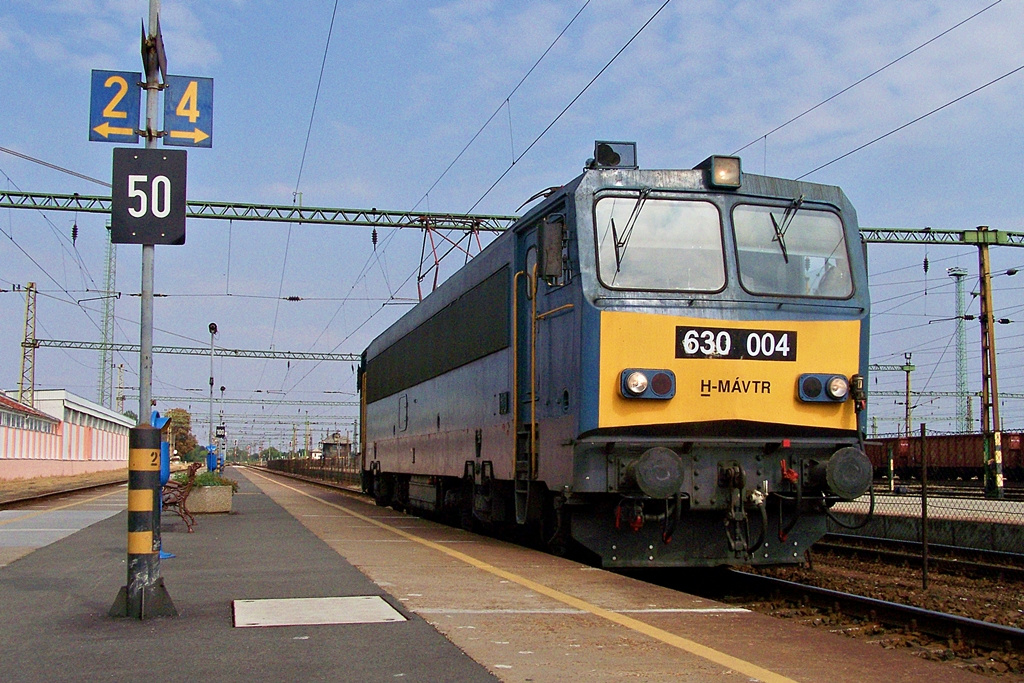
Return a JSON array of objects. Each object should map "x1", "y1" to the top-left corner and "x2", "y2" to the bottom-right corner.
[{"x1": 110, "y1": 426, "x2": 177, "y2": 618}]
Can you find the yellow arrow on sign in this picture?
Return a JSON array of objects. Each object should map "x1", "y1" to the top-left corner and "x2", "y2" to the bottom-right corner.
[
  {"x1": 93, "y1": 121, "x2": 135, "y2": 138},
  {"x1": 169, "y1": 128, "x2": 210, "y2": 144}
]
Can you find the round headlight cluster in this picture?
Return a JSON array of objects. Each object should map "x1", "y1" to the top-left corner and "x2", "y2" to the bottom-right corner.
[
  {"x1": 799, "y1": 373, "x2": 851, "y2": 402},
  {"x1": 625, "y1": 371, "x2": 649, "y2": 395},
  {"x1": 826, "y1": 375, "x2": 849, "y2": 400},
  {"x1": 621, "y1": 368, "x2": 676, "y2": 399}
]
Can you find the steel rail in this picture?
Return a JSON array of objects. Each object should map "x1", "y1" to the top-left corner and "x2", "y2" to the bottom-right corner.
[
  {"x1": 814, "y1": 541, "x2": 1024, "y2": 583},
  {"x1": 818, "y1": 533, "x2": 1024, "y2": 572},
  {"x1": 727, "y1": 569, "x2": 1024, "y2": 651},
  {"x1": 0, "y1": 478, "x2": 126, "y2": 508}
]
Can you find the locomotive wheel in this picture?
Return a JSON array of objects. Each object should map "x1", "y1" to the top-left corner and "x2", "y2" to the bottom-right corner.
[
  {"x1": 459, "y1": 478, "x2": 476, "y2": 531},
  {"x1": 373, "y1": 473, "x2": 393, "y2": 507}
]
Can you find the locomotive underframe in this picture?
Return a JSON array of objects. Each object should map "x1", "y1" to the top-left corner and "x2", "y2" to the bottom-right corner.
[
  {"x1": 366, "y1": 433, "x2": 858, "y2": 568},
  {"x1": 568, "y1": 435, "x2": 853, "y2": 567}
]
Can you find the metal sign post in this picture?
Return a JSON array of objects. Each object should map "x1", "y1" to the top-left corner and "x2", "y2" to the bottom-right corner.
[
  {"x1": 82, "y1": 0, "x2": 215, "y2": 619},
  {"x1": 109, "y1": 0, "x2": 179, "y2": 619}
]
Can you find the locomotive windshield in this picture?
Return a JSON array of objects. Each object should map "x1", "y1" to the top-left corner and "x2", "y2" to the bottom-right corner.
[
  {"x1": 733, "y1": 204, "x2": 853, "y2": 298},
  {"x1": 594, "y1": 196, "x2": 726, "y2": 292}
]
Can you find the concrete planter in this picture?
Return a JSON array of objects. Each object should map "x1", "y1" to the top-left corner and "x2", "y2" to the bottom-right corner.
[{"x1": 188, "y1": 485, "x2": 233, "y2": 514}]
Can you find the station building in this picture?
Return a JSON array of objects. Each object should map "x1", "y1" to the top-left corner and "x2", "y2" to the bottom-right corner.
[{"x1": 0, "y1": 390, "x2": 133, "y2": 480}]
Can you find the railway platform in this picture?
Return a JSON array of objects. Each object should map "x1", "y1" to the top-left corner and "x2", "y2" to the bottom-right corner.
[{"x1": 0, "y1": 467, "x2": 991, "y2": 682}]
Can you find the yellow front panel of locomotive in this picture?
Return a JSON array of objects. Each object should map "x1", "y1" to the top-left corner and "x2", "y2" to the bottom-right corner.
[{"x1": 598, "y1": 311, "x2": 861, "y2": 430}]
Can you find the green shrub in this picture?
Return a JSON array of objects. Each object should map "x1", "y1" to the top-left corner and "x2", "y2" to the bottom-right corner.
[
  {"x1": 194, "y1": 471, "x2": 238, "y2": 492},
  {"x1": 172, "y1": 470, "x2": 238, "y2": 492}
]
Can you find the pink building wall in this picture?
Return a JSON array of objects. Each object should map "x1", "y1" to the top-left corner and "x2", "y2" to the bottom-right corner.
[{"x1": 0, "y1": 390, "x2": 133, "y2": 481}]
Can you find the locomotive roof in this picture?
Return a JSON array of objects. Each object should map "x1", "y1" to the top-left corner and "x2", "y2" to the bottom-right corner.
[{"x1": 362, "y1": 165, "x2": 859, "y2": 362}]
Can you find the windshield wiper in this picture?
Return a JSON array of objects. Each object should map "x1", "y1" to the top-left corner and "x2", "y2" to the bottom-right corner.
[
  {"x1": 769, "y1": 194, "x2": 803, "y2": 264},
  {"x1": 610, "y1": 218, "x2": 622, "y2": 272},
  {"x1": 613, "y1": 188, "x2": 650, "y2": 271}
]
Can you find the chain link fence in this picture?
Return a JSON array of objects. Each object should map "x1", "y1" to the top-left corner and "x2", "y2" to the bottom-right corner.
[
  {"x1": 828, "y1": 485, "x2": 1024, "y2": 553},
  {"x1": 822, "y1": 428, "x2": 1024, "y2": 584}
]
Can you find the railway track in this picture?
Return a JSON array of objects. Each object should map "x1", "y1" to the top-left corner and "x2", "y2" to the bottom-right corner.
[
  {"x1": 874, "y1": 481, "x2": 1024, "y2": 501},
  {"x1": 0, "y1": 478, "x2": 126, "y2": 508},
  {"x1": 725, "y1": 570, "x2": 1024, "y2": 653},
  {"x1": 814, "y1": 533, "x2": 1024, "y2": 583}
]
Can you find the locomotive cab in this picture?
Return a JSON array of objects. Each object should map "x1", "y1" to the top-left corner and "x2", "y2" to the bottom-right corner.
[{"x1": 560, "y1": 144, "x2": 872, "y2": 567}]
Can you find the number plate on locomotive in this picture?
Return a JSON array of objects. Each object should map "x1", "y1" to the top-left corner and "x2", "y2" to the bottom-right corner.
[{"x1": 675, "y1": 326, "x2": 797, "y2": 361}]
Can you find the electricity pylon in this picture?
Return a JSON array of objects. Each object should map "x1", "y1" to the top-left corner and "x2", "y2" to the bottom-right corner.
[
  {"x1": 97, "y1": 224, "x2": 117, "y2": 407},
  {"x1": 947, "y1": 267, "x2": 970, "y2": 432},
  {"x1": 17, "y1": 282, "x2": 37, "y2": 407}
]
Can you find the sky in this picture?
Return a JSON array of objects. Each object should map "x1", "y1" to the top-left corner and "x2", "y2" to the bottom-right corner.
[{"x1": 2, "y1": 0, "x2": 1024, "y2": 452}]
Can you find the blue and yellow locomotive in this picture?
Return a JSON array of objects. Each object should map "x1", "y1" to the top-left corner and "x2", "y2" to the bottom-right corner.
[{"x1": 360, "y1": 142, "x2": 872, "y2": 568}]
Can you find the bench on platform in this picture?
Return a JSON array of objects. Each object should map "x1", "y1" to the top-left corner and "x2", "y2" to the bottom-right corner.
[{"x1": 162, "y1": 462, "x2": 200, "y2": 532}]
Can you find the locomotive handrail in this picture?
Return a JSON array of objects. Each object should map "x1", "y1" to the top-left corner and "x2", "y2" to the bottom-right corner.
[
  {"x1": 531, "y1": 263, "x2": 539, "y2": 481},
  {"x1": 536, "y1": 303, "x2": 575, "y2": 321}
]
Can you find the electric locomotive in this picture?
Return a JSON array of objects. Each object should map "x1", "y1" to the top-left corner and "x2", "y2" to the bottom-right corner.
[{"x1": 360, "y1": 141, "x2": 872, "y2": 568}]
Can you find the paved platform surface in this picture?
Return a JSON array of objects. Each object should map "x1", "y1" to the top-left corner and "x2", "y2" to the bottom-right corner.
[
  {"x1": 242, "y1": 468, "x2": 985, "y2": 683},
  {"x1": 0, "y1": 469, "x2": 493, "y2": 682},
  {"x1": 0, "y1": 488, "x2": 124, "y2": 567},
  {"x1": 0, "y1": 466, "x2": 989, "y2": 682}
]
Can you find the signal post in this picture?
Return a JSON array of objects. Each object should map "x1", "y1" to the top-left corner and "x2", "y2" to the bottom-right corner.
[{"x1": 94, "y1": 0, "x2": 212, "y2": 618}]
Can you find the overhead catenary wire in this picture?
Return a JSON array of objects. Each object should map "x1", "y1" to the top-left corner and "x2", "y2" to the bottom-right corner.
[
  {"x1": 259, "y1": 0, "x2": 341, "y2": 399},
  {"x1": 0, "y1": 146, "x2": 111, "y2": 188},
  {"x1": 294, "y1": 2, "x2": 595, "y2": 377},
  {"x1": 731, "y1": 0, "x2": 1005, "y2": 157},
  {"x1": 5, "y1": 7, "x2": 1022, "y2": 438},
  {"x1": 410, "y1": 0, "x2": 593, "y2": 213},
  {"x1": 0, "y1": 167, "x2": 98, "y2": 287},
  {"x1": 466, "y1": 0, "x2": 673, "y2": 214},
  {"x1": 798, "y1": 63, "x2": 1024, "y2": 180}
]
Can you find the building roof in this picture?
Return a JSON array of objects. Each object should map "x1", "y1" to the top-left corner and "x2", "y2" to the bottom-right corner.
[
  {"x1": 0, "y1": 392, "x2": 60, "y2": 423},
  {"x1": 31, "y1": 390, "x2": 136, "y2": 428}
]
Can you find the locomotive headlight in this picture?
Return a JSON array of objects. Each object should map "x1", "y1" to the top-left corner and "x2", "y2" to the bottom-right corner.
[
  {"x1": 625, "y1": 371, "x2": 649, "y2": 395},
  {"x1": 621, "y1": 369, "x2": 676, "y2": 399},
  {"x1": 801, "y1": 376, "x2": 822, "y2": 398},
  {"x1": 694, "y1": 155, "x2": 741, "y2": 189},
  {"x1": 798, "y1": 373, "x2": 850, "y2": 402},
  {"x1": 826, "y1": 375, "x2": 849, "y2": 400}
]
